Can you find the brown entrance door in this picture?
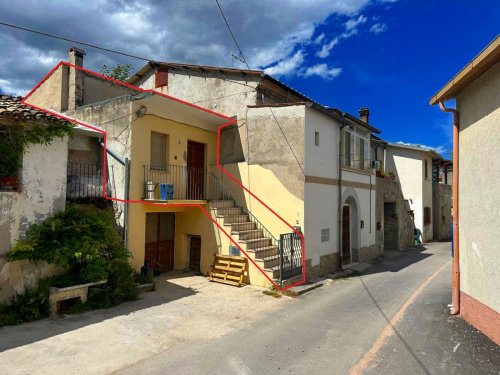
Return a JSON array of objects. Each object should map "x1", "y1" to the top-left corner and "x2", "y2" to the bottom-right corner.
[
  {"x1": 145, "y1": 213, "x2": 175, "y2": 272},
  {"x1": 342, "y1": 205, "x2": 351, "y2": 264},
  {"x1": 187, "y1": 141, "x2": 205, "y2": 199},
  {"x1": 189, "y1": 236, "x2": 201, "y2": 272}
]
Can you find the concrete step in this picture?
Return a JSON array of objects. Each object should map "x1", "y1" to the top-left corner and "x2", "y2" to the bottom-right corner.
[
  {"x1": 216, "y1": 207, "x2": 243, "y2": 217},
  {"x1": 210, "y1": 200, "x2": 235, "y2": 209},
  {"x1": 223, "y1": 214, "x2": 249, "y2": 224},
  {"x1": 242, "y1": 237, "x2": 271, "y2": 250},
  {"x1": 255, "y1": 254, "x2": 280, "y2": 269},
  {"x1": 233, "y1": 228, "x2": 264, "y2": 241},
  {"x1": 247, "y1": 245, "x2": 279, "y2": 259},
  {"x1": 230, "y1": 222, "x2": 256, "y2": 232}
]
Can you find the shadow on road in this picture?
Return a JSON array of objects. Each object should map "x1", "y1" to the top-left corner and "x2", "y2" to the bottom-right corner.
[{"x1": 0, "y1": 274, "x2": 197, "y2": 353}]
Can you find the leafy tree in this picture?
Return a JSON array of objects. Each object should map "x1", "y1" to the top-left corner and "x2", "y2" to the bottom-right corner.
[{"x1": 99, "y1": 63, "x2": 134, "y2": 81}]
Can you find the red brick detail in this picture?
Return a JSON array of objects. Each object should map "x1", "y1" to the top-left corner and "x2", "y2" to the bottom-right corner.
[{"x1": 460, "y1": 291, "x2": 500, "y2": 345}]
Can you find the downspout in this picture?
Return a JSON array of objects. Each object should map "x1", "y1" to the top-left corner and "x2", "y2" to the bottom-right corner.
[
  {"x1": 338, "y1": 124, "x2": 347, "y2": 271},
  {"x1": 439, "y1": 100, "x2": 460, "y2": 315},
  {"x1": 99, "y1": 141, "x2": 130, "y2": 245}
]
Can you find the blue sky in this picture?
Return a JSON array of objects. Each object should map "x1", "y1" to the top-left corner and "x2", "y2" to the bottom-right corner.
[{"x1": 0, "y1": 0, "x2": 498, "y2": 156}]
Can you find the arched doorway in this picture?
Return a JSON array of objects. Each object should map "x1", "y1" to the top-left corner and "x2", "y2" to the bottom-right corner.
[{"x1": 341, "y1": 193, "x2": 359, "y2": 265}]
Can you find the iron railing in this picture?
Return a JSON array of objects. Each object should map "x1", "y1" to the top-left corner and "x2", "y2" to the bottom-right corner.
[
  {"x1": 208, "y1": 172, "x2": 302, "y2": 283},
  {"x1": 66, "y1": 162, "x2": 102, "y2": 199},
  {"x1": 143, "y1": 164, "x2": 207, "y2": 200},
  {"x1": 279, "y1": 232, "x2": 303, "y2": 281}
]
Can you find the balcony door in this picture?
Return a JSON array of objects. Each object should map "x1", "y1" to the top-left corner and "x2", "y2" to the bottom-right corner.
[
  {"x1": 187, "y1": 141, "x2": 205, "y2": 200},
  {"x1": 145, "y1": 213, "x2": 175, "y2": 272}
]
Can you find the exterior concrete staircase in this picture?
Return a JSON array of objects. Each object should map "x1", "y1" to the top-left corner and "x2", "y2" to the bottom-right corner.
[{"x1": 210, "y1": 199, "x2": 281, "y2": 284}]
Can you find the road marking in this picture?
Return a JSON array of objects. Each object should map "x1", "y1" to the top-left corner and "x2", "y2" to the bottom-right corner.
[
  {"x1": 453, "y1": 342, "x2": 461, "y2": 352},
  {"x1": 349, "y1": 261, "x2": 451, "y2": 375}
]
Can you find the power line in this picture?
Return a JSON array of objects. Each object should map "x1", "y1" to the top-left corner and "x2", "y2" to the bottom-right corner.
[
  {"x1": 214, "y1": 0, "x2": 250, "y2": 70},
  {"x1": 0, "y1": 21, "x2": 151, "y2": 62}
]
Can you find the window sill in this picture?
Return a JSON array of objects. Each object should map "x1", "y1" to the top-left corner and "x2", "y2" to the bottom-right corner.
[{"x1": 342, "y1": 166, "x2": 373, "y2": 176}]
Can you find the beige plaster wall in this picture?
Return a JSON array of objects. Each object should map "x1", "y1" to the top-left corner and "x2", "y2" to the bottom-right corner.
[
  {"x1": 456, "y1": 60, "x2": 500, "y2": 312},
  {"x1": 0, "y1": 138, "x2": 68, "y2": 302}
]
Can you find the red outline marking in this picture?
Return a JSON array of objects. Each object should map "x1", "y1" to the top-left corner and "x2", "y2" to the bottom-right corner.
[{"x1": 21, "y1": 62, "x2": 305, "y2": 292}]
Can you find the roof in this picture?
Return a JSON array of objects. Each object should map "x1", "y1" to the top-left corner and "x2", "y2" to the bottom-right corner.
[
  {"x1": 0, "y1": 95, "x2": 72, "y2": 126},
  {"x1": 430, "y1": 35, "x2": 500, "y2": 105},
  {"x1": 128, "y1": 61, "x2": 381, "y2": 134},
  {"x1": 388, "y1": 142, "x2": 443, "y2": 159}
]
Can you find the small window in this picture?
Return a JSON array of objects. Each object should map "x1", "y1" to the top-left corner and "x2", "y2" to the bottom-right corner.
[
  {"x1": 321, "y1": 228, "x2": 330, "y2": 242},
  {"x1": 424, "y1": 159, "x2": 428, "y2": 180},
  {"x1": 155, "y1": 69, "x2": 168, "y2": 88},
  {"x1": 424, "y1": 207, "x2": 431, "y2": 225},
  {"x1": 314, "y1": 131, "x2": 320, "y2": 146},
  {"x1": 150, "y1": 132, "x2": 168, "y2": 169}
]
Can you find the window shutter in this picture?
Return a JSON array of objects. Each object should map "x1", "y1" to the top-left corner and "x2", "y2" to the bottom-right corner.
[{"x1": 155, "y1": 69, "x2": 168, "y2": 88}]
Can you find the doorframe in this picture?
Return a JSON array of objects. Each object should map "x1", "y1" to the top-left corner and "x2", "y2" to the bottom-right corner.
[
  {"x1": 187, "y1": 234, "x2": 202, "y2": 272},
  {"x1": 342, "y1": 204, "x2": 352, "y2": 264}
]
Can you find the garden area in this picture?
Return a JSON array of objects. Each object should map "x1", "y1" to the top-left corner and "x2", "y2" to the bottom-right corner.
[{"x1": 0, "y1": 203, "x2": 152, "y2": 327}]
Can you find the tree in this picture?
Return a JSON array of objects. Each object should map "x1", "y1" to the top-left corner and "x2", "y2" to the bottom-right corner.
[{"x1": 100, "y1": 63, "x2": 134, "y2": 81}]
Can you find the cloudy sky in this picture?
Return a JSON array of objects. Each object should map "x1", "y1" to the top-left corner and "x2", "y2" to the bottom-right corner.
[{"x1": 0, "y1": 0, "x2": 498, "y2": 153}]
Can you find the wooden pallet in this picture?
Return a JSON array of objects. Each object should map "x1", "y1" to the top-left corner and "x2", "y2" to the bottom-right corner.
[{"x1": 209, "y1": 254, "x2": 247, "y2": 287}]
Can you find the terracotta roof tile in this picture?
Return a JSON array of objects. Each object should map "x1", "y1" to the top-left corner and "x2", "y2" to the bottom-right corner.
[{"x1": 0, "y1": 95, "x2": 71, "y2": 125}]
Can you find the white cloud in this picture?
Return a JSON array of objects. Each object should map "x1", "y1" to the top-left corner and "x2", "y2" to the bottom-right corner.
[
  {"x1": 0, "y1": 0, "x2": 396, "y2": 94},
  {"x1": 316, "y1": 38, "x2": 339, "y2": 58},
  {"x1": 301, "y1": 63, "x2": 342, "y2": 79},
  {"x1": 264, "y1": 50, "x2": 305, "y2": 77},
  {"x1": 370, "y1": 23, "x2": 388, "y2": 34}
]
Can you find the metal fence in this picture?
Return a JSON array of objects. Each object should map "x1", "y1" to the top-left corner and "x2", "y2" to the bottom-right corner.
[{"x1": 66, "y1": 162, "x2": 102, "y2": 199}]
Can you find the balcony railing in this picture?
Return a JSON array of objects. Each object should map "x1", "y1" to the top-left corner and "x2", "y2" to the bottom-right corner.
[
  {"x1": 143, "y1": 164, "x2": 207, "y2": 201},
  {"x1": 67, "y1": 162, "x2": 103, "y2": 199},
  {"x1": 343, "y1": 155, "x2": 372, "y2": 172}
]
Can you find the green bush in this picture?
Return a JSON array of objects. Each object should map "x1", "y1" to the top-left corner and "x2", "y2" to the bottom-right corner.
[{"x1": 1, "y1": 204, "x2": 139, "y2": 326}]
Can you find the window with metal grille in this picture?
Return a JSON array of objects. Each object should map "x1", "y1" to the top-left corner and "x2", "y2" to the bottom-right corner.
[{"x1": 321, "y1": 228, "x2": 330, "y2": 242}]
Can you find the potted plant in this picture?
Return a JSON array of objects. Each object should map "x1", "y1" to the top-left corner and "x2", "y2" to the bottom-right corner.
[{"x1": 388, "y1": 171, "x2": 396, "y2": 181}]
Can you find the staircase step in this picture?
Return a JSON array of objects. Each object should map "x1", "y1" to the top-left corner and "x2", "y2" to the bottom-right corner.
[
  {"x1": 230, "y1": 222, "x2": 256, "y2": 231},
  {"x1": 216, "y1": 207, "x2": 242, "y2": 217},
  {"x1": 210, "y1": 200, "x2": 235, "y2": 209},
  {"x1": 232, "y1": 228, "x2": 264, "y2": 240},
  {"x1": 247, "y1": 245, "x2": 279, "y2": 259},
  {"x1": 241, "y1": 237, "x2": 271, "y2": 249},
  {"x1": 255, "y1": 254, "x2": 280, "y2": 269},
  {"x1": 223, "y1": 214, "x2": 249, "y2": 224}
]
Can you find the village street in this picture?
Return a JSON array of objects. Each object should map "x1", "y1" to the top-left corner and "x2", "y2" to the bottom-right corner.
[{"x1": 1, "y1": 241, "x2": 497, "y2": 374}]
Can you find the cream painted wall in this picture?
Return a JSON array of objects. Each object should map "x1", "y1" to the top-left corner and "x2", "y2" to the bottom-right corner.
[
  {"x1": 0, "y1": 137, "x2": 68, "y2": 301},
  {"x1": 456, "y1": 60, "x2": 500, "y2": 312}
]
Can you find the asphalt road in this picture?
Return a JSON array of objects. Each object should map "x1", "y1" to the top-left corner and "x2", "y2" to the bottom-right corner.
[{"x1": 118, "y1": 242, "x2": 500, "y2": 375}]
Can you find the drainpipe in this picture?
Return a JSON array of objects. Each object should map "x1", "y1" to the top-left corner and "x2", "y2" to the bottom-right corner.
[
  {"x1": 338, "y1": 124, "x2": 347, "y2": 271},
  {"x1": 439, "y1": 100, "x2": 460, "y2": 315}
]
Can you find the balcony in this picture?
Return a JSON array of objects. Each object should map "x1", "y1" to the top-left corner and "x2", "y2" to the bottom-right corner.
[
  {"x1": 143, "y1": 164, "x2": 207, "y2": 201},
  {"x1": 67, "y1": 162, "x2": 103, "y2": 199},
  {"x1": 342, "y1": 155, "x2": 373, "y2": 173}
]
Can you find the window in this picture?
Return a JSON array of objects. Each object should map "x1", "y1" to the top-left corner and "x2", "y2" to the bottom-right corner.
[
  {"x1": 424, "y1": 159, "x2": 428, "y2": 180},
  {"x1": 150, "y1": 132, "x2": 168, "y2": 169},
  {"x1": 321, "y1": 228, "x2": 330, "y2": 242},
  {"x1": 155, "y1": 69, "x2": 168, "y2": 88},
  {"x1": 359, "y1": 138, "x2": 366, "y2": 170},
  {"x1": 344, "y1": 131, "x2": 352, "y2": 167},
  {"x1": 424, "y1": 207, "x2": 431, "y2": 225},
  {"x1": 314, "y1": 131, "x2": 320, "y2": 146}
]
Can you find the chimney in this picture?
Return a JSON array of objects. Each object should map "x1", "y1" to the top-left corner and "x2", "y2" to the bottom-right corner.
[
  {"x1": 359, "y1": 107, "x2": 370, "y2": 124},
  {"x1": 68, "y1": 47, "x2": 85, "y2": 110}
]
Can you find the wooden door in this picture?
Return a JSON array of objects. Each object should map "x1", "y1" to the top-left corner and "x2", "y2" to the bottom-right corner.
[
  {"x1": 187, "y1": 141, "x2": 205, "y2": 199},
  {"x1": 189, "y1": 236, "x2": 201, "y2": 272},
  {"x1": 342, "y1": 205, "x2": 351, "y2": 264},
  {"x1": 145, "y1": 213, "x2": 175, "y2": 272}
]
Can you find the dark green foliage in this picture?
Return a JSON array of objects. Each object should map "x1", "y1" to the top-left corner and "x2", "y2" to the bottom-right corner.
[
  {"x1": 1, "y1": 204, "x2": 139, "y2": 326},
  {"x1": 100, "y1": 64, "x2": 134, "y2": 82},
  {"x1": 0, "y1": 122, "x2": 74, "y2": 178}
]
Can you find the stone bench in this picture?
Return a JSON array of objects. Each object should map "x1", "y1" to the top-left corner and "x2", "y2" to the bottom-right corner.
[{"x1": 49, "y1": 280, "x2": 106, "y2": 318}]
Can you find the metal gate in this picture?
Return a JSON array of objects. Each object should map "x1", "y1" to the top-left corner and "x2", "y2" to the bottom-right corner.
[{"x1": 279, "y1": 232, "x2": 303, "y2": 282}]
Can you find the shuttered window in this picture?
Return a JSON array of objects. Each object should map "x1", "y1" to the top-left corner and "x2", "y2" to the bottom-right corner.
[
  {"x1": 155, "y1": 69, "x2": 168, "y2": 88},
  {"x1": 150, "y1": 132, "x2": 168, "y2": 169}
]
